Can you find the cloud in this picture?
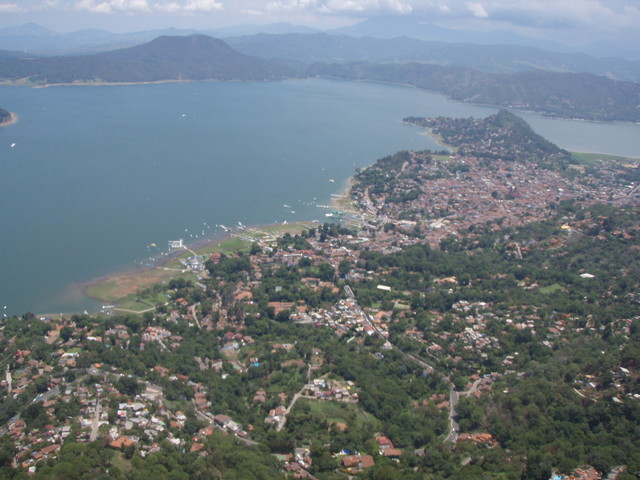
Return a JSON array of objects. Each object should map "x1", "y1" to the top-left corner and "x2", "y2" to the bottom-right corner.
[
  {"x1": 0, "y1": 2, "x2": 25, "y2": 12},
  {"x1": 155, "y1": 1, "x2": 181, "y2": 12},
  {"x1": 183, "y1": 0, "x2": 223, "y2": 12},
  {"x1": 466, "y1": 1, "x2": 487, "y2": 18},
  {"x1": 489, "y1": 0, "x2": 640, "y2": 30},
  {"x1": 405, "y1": 0, "x2": 640, "y2": 31},
  {"x1": 75, "y1": 0, "x2": 222, "y2": 14},
  {"x1": 266, "y1": 0, "x2": 413, "y2": 15},
  {"x1": 75, "y1": 0, "x2": 151, "y2": 13},
  {"x1": 242, "y1": 8, "x2": 264, "y2": 16}
]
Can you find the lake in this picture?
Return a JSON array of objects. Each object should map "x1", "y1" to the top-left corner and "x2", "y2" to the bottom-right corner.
[{"x1": 1, "y1": 79, "x2": 639, "y2": 315}]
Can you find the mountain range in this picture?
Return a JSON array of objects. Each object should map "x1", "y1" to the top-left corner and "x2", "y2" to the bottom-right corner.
[
  {"x1": 1, "y1": 22, "x2": 639, "y2": 84},
  {"x1": 0, "y1": 33, "x2": 639, "y2": 122},
  {"x1": 225, "y1": 33, "x2": 640, "y2": 83}
]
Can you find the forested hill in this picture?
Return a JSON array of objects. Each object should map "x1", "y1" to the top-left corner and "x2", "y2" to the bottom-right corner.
[
  {"x1": 0, "y1": 35, "x2": 294, "y2": 84},
  {"x1": 308, "y1": 62, "x2": 640, "y2": 122},
  {"x1": 0, "y1": 107, "x2": 11, "y2": 123},
  {"x1": 405, "y1": 109, "x2": 572, "y2": 168}
]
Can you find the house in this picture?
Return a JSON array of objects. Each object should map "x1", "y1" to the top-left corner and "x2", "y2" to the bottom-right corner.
[
  {"x1": 110, "y1": 436, "x2": 135, "y2": 449},
  {"x1": 213, "y1": 414, "x2": 231, "y2": 427},
  {"x1": 376, "y1": 435, "x2": 394, "y2": 451},
  {"x1": 341, "y1": 454, "x2": 375, "y2": 470}
]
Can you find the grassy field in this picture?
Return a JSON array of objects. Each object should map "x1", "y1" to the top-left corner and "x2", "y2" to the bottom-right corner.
[
  {"x1": 111, "y1": 451, "x2": 133, "y2": 474},
  {"x1": 539, "y1": 283, "x2": 564, "y2": 294},
  {"x1": 84, "y1": 268, "x2": 182, "y2": 304},
  {"x1": 304, "y1": 400, "x2": 380, "y2": 431},
  {"x1": 83, "y1": 222, "x2": 314, "y2": 308},
  {"x1": 571, "y1": 152, "x2": 639, "y2": 164}
]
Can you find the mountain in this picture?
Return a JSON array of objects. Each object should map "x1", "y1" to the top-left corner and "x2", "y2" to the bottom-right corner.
[
  {"x1": 0, "y1": 23, "x2": 55, "y2": 37},
  {"x1": 0, "y1": 23, "x2": 317, "y2": 55},
  {"x1": 207, "y1": 22, "x2": 319, "y2": 37},
  {"x1": 330, "y1": 16, "x2": 567, "y2": 51},
  {"x1": 404, "y1": 109, "x2": 571, "y2": 167},
  {"x1": 0, "y1": 35, "x2": 294, "y2": 84},
  {"x1": 227, "y1": 33, "x2": 640, "y2": 82},
  {"x1": 307, "y1": 62, "x2": 640, "y2": 122},
  {"x1": 332, "y1": 16, "x2": 640, "y2": 61}
]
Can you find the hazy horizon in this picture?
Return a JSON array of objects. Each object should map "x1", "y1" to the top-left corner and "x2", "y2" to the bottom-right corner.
[{"x1": 0, "y1": 0, "x2": 638, "y2": 53}]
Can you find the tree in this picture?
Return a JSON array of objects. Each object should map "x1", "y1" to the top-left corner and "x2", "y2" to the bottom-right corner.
[
  {"x1": 317, "y1": 263, "x2": 335, "y2": 281},
  {"x1": 60, "y1": 326, "x2": 74, "y2": 342},
  {"x1": 339, "y1": 259, "x2": 352, "y2": 277},
  {"x1": 115, "y1": 376, "x2": 140, "y2": 396}
]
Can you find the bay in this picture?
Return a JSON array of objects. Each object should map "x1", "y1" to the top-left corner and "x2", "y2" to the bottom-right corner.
[{"x1": 0, "y1": 79, "x2": 638, "y2": 316}]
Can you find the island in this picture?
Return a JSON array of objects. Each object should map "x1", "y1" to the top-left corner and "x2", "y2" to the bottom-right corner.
[
  {"x1": 0, "y1": 107, "x2": 15, "y2": 126},
  {"x1": 0, "y1": 111, "x2": 638, "y2": 479}
]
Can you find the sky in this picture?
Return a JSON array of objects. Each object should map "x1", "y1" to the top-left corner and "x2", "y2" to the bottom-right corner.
[{"x1": 0, "y1": 0, "x2": 638, "y2": 47}]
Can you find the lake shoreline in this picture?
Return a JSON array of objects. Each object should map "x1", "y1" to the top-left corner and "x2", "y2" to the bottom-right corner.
[
  {"x1": 0, "y1": 112, "x2": 17, "y2": 127},
  {"x1": 79, "y1": 219, "x2": 322, "y2": 307}
]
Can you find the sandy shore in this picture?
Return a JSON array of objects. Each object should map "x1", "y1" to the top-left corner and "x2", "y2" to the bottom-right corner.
[
  {"x1": 0, "y1": 112, "x2": 17, "y2": 128},
  {"x1": 81, "y1": 219, "x2": 319, "y2": 305}
]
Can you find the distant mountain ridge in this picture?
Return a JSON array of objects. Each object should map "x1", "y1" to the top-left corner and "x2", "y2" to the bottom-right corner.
[
  {"x1": 307, "y1": 62, "x2": 640, "y2": 122},
  {"x1": 1, "y1": 22, "x2": 639, "y2": 82},
  {"x1": 1, "y1": 34, "x2": 638, "y2": 122},
  {"x1": 0, "y1": 35, "x2": 294, "y2": 84},
  {"x1": 226, "y1": 33, "x2": 640, "y2": 82}
]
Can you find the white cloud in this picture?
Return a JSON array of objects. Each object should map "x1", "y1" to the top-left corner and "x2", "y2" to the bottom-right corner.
[
  {"x1": 155, "y1": 1, "x2": 181, "y2": 12},
  {"x1": 408, "y1": 0, "x2": 640, "y2": 30},
  {"x1": 75, "y1": 0, "x2": 224, "y2": 14},
  {"x1": 466, "y1": 1, "x2": 487, "y2": 18},
  {"x1": 242, "y1": 8, "x2": 264, "y2": 16},
  {"x1": 184, "y1": 0, "x2": 223, "y2": 12},
  {"x1": 486, "y1": 0, "x2": 640, "y2": 30},
  {"x1": 0, "y1": 2, "x2": 25, "y2": 12},
  {"x1": 75, "y1": 0, "x2": 151, "y2": 13},
  {"x1": 266, "y1": 0, "x2": 412, "y2": 15}
]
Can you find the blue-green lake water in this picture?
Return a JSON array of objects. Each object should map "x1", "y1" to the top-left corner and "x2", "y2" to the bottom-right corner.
[{"x1": 1, "y1": 79, "x2": 639, "y2": 315}]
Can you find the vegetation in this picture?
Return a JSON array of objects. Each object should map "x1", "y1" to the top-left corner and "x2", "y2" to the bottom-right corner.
[
  {"x1": 0, "y1": 107, "x2": 11, "y2": 124},
  {"x1": 308, "y1": 62, "x2": 640, "y2": 122},
  {"x1": 0, "y1": 35, "x2": 294, "y2": 85}
]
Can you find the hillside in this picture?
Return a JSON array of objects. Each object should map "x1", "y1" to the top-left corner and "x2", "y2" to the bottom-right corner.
[
  {"x1": 404, "y1": 109, "x2": 572, "y2": 167},
  {"x1": 227, "y1": 33, "x2": 640, "y2": 82},
  {"x1": 308, "y1": 62, "x2": 640, "y2": 122},
  {"x1": 0, "y1": 35, "x2": 294, "y2": 84},
  {"x1": 1, "y1": 33, "x2": 639, "y2": 122}
]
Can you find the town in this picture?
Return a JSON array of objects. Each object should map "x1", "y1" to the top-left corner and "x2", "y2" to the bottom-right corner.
[{"x1": 1, "y1": 111, "x2": 639, "y2": 480}]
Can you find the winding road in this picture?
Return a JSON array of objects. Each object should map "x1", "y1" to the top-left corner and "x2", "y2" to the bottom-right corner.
[{"x1": 346, "y1": 285, "x2": 461, "y2": 443}]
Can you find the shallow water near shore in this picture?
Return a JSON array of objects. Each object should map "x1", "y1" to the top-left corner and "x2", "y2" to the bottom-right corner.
[{"x1": 0, "y1": 78, "x2": 639, "y2": 315}]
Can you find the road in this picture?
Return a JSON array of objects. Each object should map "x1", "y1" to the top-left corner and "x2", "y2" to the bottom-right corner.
[
  {"x1": 275, "y1": 387, "x2": 307, "y2": 433},
  {"x1": 189, "y1": 304, "x2": 201, "y2": 329},
  {"x1": 408, "y1": 353, "x2": 459, "y2": 443},
  {"x1": 444, "y1": 388, "x2": 459, "y2": 443},
  {"x1": 195, "y1": 410, "x2": 258, "y2": 447},
  {"x1": 346, "y1": 284, "x2": 461, "y2": 444},
  {"x1": 90, "y1": 399, "x2": 101, "y2": 442}
]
